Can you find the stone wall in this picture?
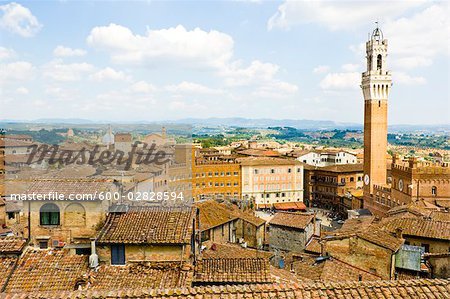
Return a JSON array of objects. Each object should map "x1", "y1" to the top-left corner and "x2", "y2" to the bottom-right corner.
[
  {"x1": 97, "y1": 244, "x2": 189, "y2": 264},
  {"x1": 324, "y1": 236, "x2": 393, "y2": 279},
  {"x1": 268, "y1": 224, "x2": 311, "y2": 254}
]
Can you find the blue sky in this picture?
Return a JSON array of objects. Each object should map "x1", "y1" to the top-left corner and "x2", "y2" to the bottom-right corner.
[{"x1": 0, "y1": 1, "x2": 448, "y2": 124}]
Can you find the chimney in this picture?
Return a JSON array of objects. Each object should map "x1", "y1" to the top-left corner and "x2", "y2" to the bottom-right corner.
[
  {"x1": 395, "y1": 228, "x2": 403, "y2": 239},
  {"x1": 89, "y1": 238, "x2": 99, "y2": 269}
]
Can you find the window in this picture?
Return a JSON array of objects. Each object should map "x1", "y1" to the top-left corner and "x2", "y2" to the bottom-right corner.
[
  {"x1": 288, "y1": 168, "x2": 291, "y2": 173},
  {"x1": 233, "y1": 172, "x2": 238, "y2": 176},
  {"x1": 297, "y1": 168, "x2": 301, "y2": 172},
  {"x1": 350, "y1": 177, "x2": 354, "y2": 182},
  {"x1": 201, "y1": 230, "x2": 210, "y2": 242},
  {"x1": 75, "y1": 248, "x2": 91, "y2": 255},
  {"x1": 432, "y1": 186, "x2": 437, "y2": 196},
  {"x1": 254, "y1": 169, "x2": 258, "y2": 174},
  {"x1": 111, "y1": 244, "x2": 125, "y2": 265},
  {"x1": 271, "y1": 169, "x2": 275, "y2": 174},
  {"x1": 377, "y1": 54, "x2": 382, "y2": 70},
  {"x1": 39, "y1": 240, "x2": 48, "y2": 249},
  {"x1": 40, "y1": 203, "x2": 60, "y2": 226},
  {"x1": 421, "y1": 243, "x2": 430, "y2": 253}
]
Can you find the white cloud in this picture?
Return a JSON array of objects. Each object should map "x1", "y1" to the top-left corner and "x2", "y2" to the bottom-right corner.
[
  {"x1": 252, "y1": 80, "x2": 298, "y2": 98},
  {"x1": 394, "y1": 72, "x2": 426, "y2": 85},
  {"x1": 43, "y1": 60, "x2": 95, "y2": 81},
  {"x1": 87, "y1": 24, "x2": 233, "y2": 69},
  {"x1": 0, "y1": 47, "x2": 16, "y2": 60},
  {"x1": 16, "y1": 86, "x2": 28, "y2": 94},
  {"x1": 0, "y1": 2, "x2": 42, "y2": 37},
  {"x1": 53, "y1": 45, "x2": 86, "y2": 57},
  {"x1": 0, "y1": 61, "x2": 35, "y2": 82},
  {"x1": 348, "y1": 4, "x2": 449, "y2": 71},
  {"x1": 89, "y1": 67, "x2": 131, "y2": 81},
  {"x1": 319, "y1": 72, "x2": 360, "y2": 90},
  {"x1": 165, "y1": 81, "x2": 222, "y2": 95},
  {"x1": 129, "y1": 81, "x2": 157, "y2": 93},
  {"x1": 342, "y1": 63, "x2": 361, "y2": 72},
  {"x1": 385, "y1": 4, "x2": 449, "y2": 70},
  {"x1": 44, "y1": 86, "x2": 78, "y2": 100},
  {"x1": 313, "y1": 65, "x2": 329, "y2": 74},
  {"x1": 221, "y1": 60, "x2": 279, "y2": 86},
  {"x1": 268, "y1": 0, "x2": 425, "y2": 31}
]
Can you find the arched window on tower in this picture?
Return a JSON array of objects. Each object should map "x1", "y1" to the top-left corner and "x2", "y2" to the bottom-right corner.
[{"x1": 377, "y1": 54, "x2": 382, "y2": 70}]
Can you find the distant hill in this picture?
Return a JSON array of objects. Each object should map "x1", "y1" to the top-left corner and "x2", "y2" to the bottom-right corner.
[{"x1": 1, "y1": 117, "x2": 449, "y2": 133}]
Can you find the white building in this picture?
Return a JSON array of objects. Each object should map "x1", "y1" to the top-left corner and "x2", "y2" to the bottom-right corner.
[
  {"x1": 239, "y1": 157, "x2": 304, "y2": 207},
  {"x1": 297, "y1": 150, "x2": 357, "y2": 167}
]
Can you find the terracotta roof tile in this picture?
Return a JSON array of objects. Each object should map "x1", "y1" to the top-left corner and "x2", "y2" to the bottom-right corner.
[
  {"x1": 26, "y1": 179, "x2": 112, "y2": 199},
  {"x1": 356, "y1": 228, "x2": 404, "y2": 252},
  {"x1": 429, "y1": 211, "x2": 450, "y2": 222},
  {"x1": 304, "y1": 237, "x2": 321, "y2": 254},
  {"x1": 320, "y1": 258, "x2": 381, "y2": 281},
  {"x1": 7, "y1": 279, "x2": 448, "y2": 298},
  {"x1": 194, "y1": 257, "x2": 272, "y2": 284},
  {"x1": 381, "y1": 218, "x2": 450, "y2": 241},
  {"x1": 0, "y1": 237, "x2": 26, "y2": 254},
  {"x1": 269, "y1": 212, "x2": 314, "y2": 230},
  {"x1": 96, "y1": 206, "x2": 195, "y2": 244},
  {"x1": 317, "y1": 163, "x2": 363, "y2": 173},
  {"x1": 0, "y1": 257, "x2": 17, "y2": 291},
  {"x1": 4, "y1": 249, "x2": 88, "y2": 293},
  {"x1": 88, "y1": 262, "x2": 193, "y2": 290},
  {"x1": 195, "y1": 201, "x2": 239, "y2": 231}
]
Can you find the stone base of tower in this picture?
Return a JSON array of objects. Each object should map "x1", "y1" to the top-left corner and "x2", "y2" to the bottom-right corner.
[{"x1": 363, "y1": 185, "x2": 398, "y2": 218}]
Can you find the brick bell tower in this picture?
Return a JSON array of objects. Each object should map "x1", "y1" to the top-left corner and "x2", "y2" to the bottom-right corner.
[{"x1": 361, "y1": 25, "x2": 391, "y2": 197}]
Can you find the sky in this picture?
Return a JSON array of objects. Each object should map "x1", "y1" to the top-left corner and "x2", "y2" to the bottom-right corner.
[{"x1": 0, "y1": 1, "x2": 448, "y2": 125}]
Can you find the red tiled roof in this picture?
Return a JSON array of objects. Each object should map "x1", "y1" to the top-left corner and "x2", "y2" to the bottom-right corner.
[
  {"x1": 4, "y1": 279, "x2": 449, "y2": 298},
  {"x1": 194, "y1": 257, "x2": 272, "y2": 284},
  {"x1": 381, "y1": 217, "x2": 450, "y2": 241},
  {"x1": 26, "y1": 179, "x2": 112, "y2": 199},
  {"x1": 273, "y1": 201, "x2": 306, "y2": 211},
  {"x1": 195, "y1": 201, "x2": 239, "y2": 231},
  {"x1": 0, "y1": 257, "x2": 17, "y2": 291},
  {"x1": 96, "y1": 206, "x2": 195, "y2": 245},
  {"x1": 87, "y1": 262, "x2": 193, "y2": 291},
  {"x1": 304, "y1": 237, "x2": 321, "y2": 254},
  {"x1": 0, "y1": 237, "x2": 26, "y2": 254},
  {"x1": 269, "y1": 212, "x2": 314, "y2": 230},
  {"x1": 4, "y1": 249, "x2": 88, "y2": 293}
]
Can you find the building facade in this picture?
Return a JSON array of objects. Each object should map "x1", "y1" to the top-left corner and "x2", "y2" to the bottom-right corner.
[
  {"x1": 305, "y1": 164, "x2": 363, "y2": 215},
  {"x1": 239, "y1": 157, "x2": 303, "y2": 208}
]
